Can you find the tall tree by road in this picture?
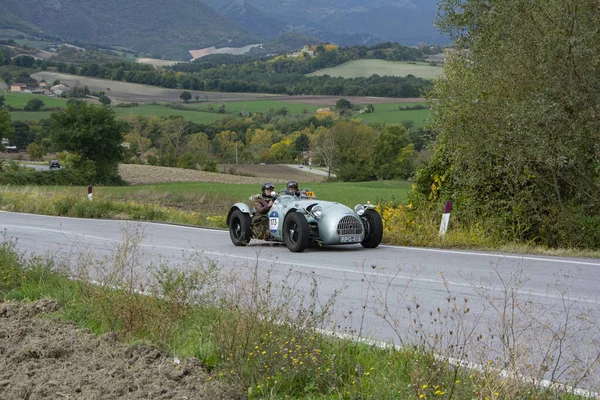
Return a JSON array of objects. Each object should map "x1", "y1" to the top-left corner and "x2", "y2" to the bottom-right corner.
[{"x1": 51, "y1": 102, "x2": 125, "y2": 184}]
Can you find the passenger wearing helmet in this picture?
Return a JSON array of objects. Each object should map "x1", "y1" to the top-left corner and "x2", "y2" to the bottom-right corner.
[{"x1": 251, "y1": 182, "x2": 276, "y2": 239}]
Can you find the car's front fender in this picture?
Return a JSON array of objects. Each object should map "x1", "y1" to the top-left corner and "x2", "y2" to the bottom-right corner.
[{"x1": 227, "y1": 203, "x2": 252, "y2": 225}]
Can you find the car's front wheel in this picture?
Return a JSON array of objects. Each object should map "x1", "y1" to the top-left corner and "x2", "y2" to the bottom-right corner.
[
  {"x1": 283, "y1": 212, "x2": 309, "y2": 252},
  {"x1": 360, "y1": 209, "x2": 383, "y2": 249},
  {"x1": 229, "y1": 209, "x2": 251, "y2": 246}
]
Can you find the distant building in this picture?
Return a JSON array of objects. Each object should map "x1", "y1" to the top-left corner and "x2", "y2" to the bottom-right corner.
[
  {"x1": 50, "y1": 84, "x2": 70, "y2": 96},
  {"x1": 10, "y1": 83, "x2": 27, "y2": 92},
  {"x1": 39, "y1": 82, "x2": 48, "y2": 88}
]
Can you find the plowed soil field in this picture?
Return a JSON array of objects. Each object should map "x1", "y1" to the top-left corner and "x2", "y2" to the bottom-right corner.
[{"x1": 0, "y1": 300, "x2": 236, "y2": 400}]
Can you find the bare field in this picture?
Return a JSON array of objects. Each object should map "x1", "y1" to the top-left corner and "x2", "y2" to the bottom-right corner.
[
  {"x1": 119, "y1": 164, "x2": 294, "y2": 185},
  {"x1": 136, "y1": 58, "x2": 181, "y2": 67},
  {"x1": 31, "y1": 72, "x2": 280, "y2": 104},
  {"x1": 189, "y1": 44, "x2": 262, "y2": 61},
  {"x1": 273, "y1": 95, "x2": 425, "y2": 106},
  {"x1": 218, "y1": 164, "x2": 326, "y2": 182},
  {"x1": 30, "y1": 72, "x2": 422, "y2": 105}
]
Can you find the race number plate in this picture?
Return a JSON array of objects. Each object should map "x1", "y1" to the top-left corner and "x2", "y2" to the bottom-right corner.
[
  {"x1": 269, "y1": 211, "x2": 280, "y2": 233},
  {"x1": 340, "y1": 236, "x2": 361, "y2": 243}
]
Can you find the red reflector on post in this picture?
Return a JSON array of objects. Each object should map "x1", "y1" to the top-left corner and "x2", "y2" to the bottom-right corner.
[
  {"x1": 444, "y1": 200, "x2": 452, "y2": 214},
  {"x1": 88, "y1": 185, "x2": 93, "y2": 195}
]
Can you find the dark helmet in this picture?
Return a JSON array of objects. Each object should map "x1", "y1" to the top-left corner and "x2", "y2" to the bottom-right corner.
[
  {"x1": 287, "y1": 180, "x2": 298, "y2": 191},
  {"x1": 261, "y1": 182, "x2": 275, "y2": 196}
]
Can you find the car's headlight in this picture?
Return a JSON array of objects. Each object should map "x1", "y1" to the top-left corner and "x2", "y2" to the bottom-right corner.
[
  {"x1": 312, "y1": 205, "x2": 322, "y2": 218},
  {"x1": 354, "y1": 204, "x2": 365, "y2": 215}
]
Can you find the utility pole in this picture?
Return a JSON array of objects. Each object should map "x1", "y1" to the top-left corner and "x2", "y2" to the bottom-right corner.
[{"x1": 235, "y1": 142, "x2": 238, "y2": 165}]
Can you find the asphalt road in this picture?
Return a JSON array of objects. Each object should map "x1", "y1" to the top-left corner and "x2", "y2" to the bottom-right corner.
[{"x1": 2, "y1": 211, "x2": 599, "y2": 386}]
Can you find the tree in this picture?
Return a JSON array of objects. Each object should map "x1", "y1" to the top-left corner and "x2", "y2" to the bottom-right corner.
[
  {"x1": 420, "y1": 0, "x2": 600, "y2": 247},
  {"x1": 24, "y1": 98, "x2": 45, "y2": 111},
  {"x1": 335, "y1": 98, "x2": 352, "y2": 111},
  {"x1": 180, "y1": 91, "x2": 192, "y2": 103},
  {"x1": 295, "y1": 132, "x2": 310, "y2": 153},
  {"x1": 330, "y1": 120, "x2": 377, "y2": 181},
  {"x1": 98, "y1": 95, "x2": 111, "y2": 105},
  {"x1": 12, "y1": 121, "x2": 35, "y2": 150},
  {"x1": 372, "y1": 125, "x2": 415, "y2": 180},
  {"x1": 311, "y1": 126, "x2": 336, "y2": 179},
  {"x1": 51, "y1": 102, "x2": 125, "y2": 183},
  {"x1": 0, "y1": 95, "x2": 5, "y2": 108},
  {"x1": 27, "y1": 142, "x2": 46, "y2": 161},
  {"x1": 0, "y1": 109, "x2": 14, "y2": 143},
  {"x1": 12, "y1": 55, "x2": 35, "y2": 68}
]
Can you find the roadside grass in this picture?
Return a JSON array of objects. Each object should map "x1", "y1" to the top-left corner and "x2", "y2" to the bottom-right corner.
[
  {"x1": 0, "y1": 234, "x2": 591, "y2": 399},
  {"x1": 308, "y1": 59, "x2": 444, "y2": 80},
  {"x1": 0, "y1": 181, "x2": 410, "y2": 222}
]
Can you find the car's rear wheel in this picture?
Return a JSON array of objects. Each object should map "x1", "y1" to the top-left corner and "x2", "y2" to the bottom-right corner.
[
  {"x1": 229, "y1": 209, "x2": 251, "y2": 246},
  {"x1": 283, "y1": 212, "x2": 309, "y2": 252},
  {"x1": 360, "y1": 209, "x2": 383, "y2": 249}
]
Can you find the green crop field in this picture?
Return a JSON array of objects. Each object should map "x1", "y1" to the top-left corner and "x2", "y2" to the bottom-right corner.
[
  {"x1": 1, "y1": 90, "x2": 69, "y2": 108},
  {"x1": 308, "y1": 59, "x2": 444, "y2": 80},
  {"x1": 9, "y1": 111, "x2": 54, "y2": 121},
  {"x1": 113, "y1": 104, "x2": 226, "y2": 123},
  {"x1": 186, "y1": 100, "x2": 320, "y2": 115},
  {"x1": 355, "y1": 103, "x2": 431, "y2": 127},
  {"x1": 4, "y1": 91, "x2": 430, "y2": 127}
]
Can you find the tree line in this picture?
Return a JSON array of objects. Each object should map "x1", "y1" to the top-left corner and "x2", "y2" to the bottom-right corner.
[{"x1": 1, "y1": 100, "x2": 433, "y2": 184}]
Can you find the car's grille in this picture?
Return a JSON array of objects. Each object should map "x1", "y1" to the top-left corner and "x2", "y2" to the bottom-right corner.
[{"x1": 336, "y1": 216, "x2": 363, "y2": 236}]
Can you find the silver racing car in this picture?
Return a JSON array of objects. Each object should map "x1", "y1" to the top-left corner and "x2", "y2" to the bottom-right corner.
[{"x1": 226, "y1": 192, "x2": 383, "y2": 252}]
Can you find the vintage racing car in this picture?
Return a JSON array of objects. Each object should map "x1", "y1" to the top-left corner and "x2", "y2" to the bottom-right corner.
[{"x1": 226, "y1": 191, "x2": 383, "y2": 252}]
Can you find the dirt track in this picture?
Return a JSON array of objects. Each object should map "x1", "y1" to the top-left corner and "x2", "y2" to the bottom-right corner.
[{"x1": 0, "y1": 300, "x2": 236, "y2": 400}]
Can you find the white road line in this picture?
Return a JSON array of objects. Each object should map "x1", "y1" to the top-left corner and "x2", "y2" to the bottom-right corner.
[{"x1": 380, "y1": 245, "x2": 600, "y2": 266}]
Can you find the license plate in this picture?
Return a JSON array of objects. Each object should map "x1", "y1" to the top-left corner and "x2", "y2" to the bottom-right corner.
[{"x1": 340, "y1": 236, "x2": 361, "y2": 243}]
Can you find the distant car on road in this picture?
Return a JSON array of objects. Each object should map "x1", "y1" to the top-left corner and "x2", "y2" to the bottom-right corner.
[
  {"x1": 298, "y1": 164, "x2": 304, "y2": 168},
  {"x1": 49, "y1": 160, "x2": 61, "y2": 170}
]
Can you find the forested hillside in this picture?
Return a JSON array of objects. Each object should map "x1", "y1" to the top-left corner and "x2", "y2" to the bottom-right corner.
[{"x1": 1, "y1": 0, "x2": 254, "y2": 60}]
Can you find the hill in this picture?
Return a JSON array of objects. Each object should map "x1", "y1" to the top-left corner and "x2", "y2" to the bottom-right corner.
[
  {"x1": 205, "y1": 0, "x2": 443, "y2": 45},
  {"x1": 0, "y1": 0, "x2": 255, "y2": 60},
  {"x1": 219, "y1": 0, "x2": 285, "y2": 41}
]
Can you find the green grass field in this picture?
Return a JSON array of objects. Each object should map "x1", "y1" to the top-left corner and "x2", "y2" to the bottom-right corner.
[
  {"x1": 1, "y1": 90, "x2": 69, "y2": 108},
  {"x1": 101, "y1": 179, "x2": 410, "y2": 207},
  {"x1": 308, "y1": 59, "x2": 444, "y2": 79},
  {"x1": 355, "y1": 103, "x2": 430, "y2": 127},
  {"x1": 4, "y1": 90, "x2": 430, "y2": 127},
  {"x1": 186, "y1": 100, "x2": 319, "y2": 115},
  {"x1": 113, "y1": 104, "x2": 226, "y2": 123}
]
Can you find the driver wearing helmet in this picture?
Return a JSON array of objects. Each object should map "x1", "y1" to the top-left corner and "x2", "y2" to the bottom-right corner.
[
  {"x1": 285, "y1": 180, "x2": 306, "y2": 198},
  {"x1": 252, "y1": 182, "x2": 276, "y2": 239}
]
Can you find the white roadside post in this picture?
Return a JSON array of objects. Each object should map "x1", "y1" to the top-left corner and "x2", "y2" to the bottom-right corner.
[
  {"x1": 87, "y1": 185, "x2": 93, "y2": 201},
  {"x1": 439, "y1": 200, "x2": 452, "y2": 236}
]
